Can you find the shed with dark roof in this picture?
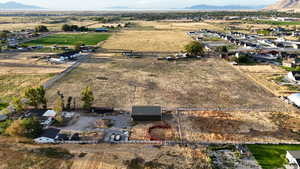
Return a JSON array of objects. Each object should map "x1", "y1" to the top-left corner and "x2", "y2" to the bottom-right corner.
[{"x1": 132, "y1": 106, "x2": 162, "y2": 121}]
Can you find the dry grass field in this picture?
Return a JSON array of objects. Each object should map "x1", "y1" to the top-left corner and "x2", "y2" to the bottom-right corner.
[
  {"x1": 101, "y1": 21, "x2": 225, "y2": 52},
  {"x1": 0, "y1": 136, "x2": 211, "y2": 169},
  {"x1": 180, "y1": 110, "x2": 300, "y2": 143},
  {"x1": 0, "y1": 52, "x2": 69, "y2": 100},
  {"x1": 235, "y1": 65, "x2": 296, "y2": 96},
  {"x1": 46, "y1": 54, "x2": 293, "y2": 112},
  {"x1": 137, "y1": 21, "x2": 224, "y2": 31},
  {"x1": 68, "y1": 144, "x2": 210, "y2": 169},
  {"x1": 101, "y1": 30, "x2": 191, "y2": 52}
]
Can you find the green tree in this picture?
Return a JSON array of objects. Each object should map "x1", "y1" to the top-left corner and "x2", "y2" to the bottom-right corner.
[
  {"x1": 0, "y1": 31, "x2": 8, "y2": 40},
  {"x1": 81, "y1": 86, "x2": 94, "y2": 110},
  {"x1": 11, "y1": 97, "x2": 25, "y2": 113},
  {"x1": 53, "y1": 96, "x2": 64, "y2": 114},
  {"x1": 184, "y1": 41, "x2": 204, "y2": 57},
  {"x1": 62, "y1": 24, "x2": 71, "y2": 31},
  {"x1": 5, "y1": 118, "x2": 42, "y2": 138},
  {"x1": 24, "y1": 86, "x2": 47, "y2": 109},
  {"x1": 35, "y1": 25, "x2": 49, "y2": 32},
  {"x1": 74, "y1": 42, "x2": 83, "y2": 51}
]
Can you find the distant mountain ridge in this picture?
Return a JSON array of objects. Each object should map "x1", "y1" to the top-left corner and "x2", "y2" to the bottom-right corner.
[
  {"x1": 0, "y1": 1, "x2": 43, "y2": 10},
  {"x1": 185, "y1": 4, "x2": 267, "y2": 10},
  {"x1": 266, "y1": 0, "x2": 300, "y2": 11}
]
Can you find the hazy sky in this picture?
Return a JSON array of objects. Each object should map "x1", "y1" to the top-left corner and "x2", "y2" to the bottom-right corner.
[{"x1": 1, "y1": 0, "x2": 278, "y2": 10}]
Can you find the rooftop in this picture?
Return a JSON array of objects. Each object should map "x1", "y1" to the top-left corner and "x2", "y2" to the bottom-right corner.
[
  {"x1": 40, "y1": 128, "x2": 60, "y2": 139},
  {"x1": 132, "y1": 106, "x2": 162, "y2": 116}
]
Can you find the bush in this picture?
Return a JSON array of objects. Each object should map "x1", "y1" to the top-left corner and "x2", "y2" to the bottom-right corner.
[
  {"x1": 5, "y1": 118, "x2": 42, "y2": 138},
  {"x1": 184, "y1": 41, "x2": 204, "y2": 57},
  {"x1": 0, "y1": 120, "x2": 12, "y2": 135},
  {"x1": 35, "y1": 147, "x2": 73, "y2": 159}
]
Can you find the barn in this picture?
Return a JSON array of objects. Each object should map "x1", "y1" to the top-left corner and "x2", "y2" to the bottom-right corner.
[{"x1": 132, "y1": 106, "x2": 162, "y2": 121}]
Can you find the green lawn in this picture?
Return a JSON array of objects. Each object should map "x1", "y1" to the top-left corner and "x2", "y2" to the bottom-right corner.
[
  {"x1": 248, "y1": 144, "x2": 300, "y2": 169},
  {"x1": 24, "y1": 33, "x2": 111, "y2": 46}
]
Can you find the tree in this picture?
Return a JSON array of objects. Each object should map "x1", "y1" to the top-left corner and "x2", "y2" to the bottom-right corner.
[
  {"x1": 66, "y1": 96, "x2": 73, "y2": 110},
  {"x1": 0, "y1": 31, "x2": 8, "y2": 40},
  {"x1": 62, "y1": 24, "x2": 71, "y2": 32},
  {"x1": 81, "y1": 86, "x2": 94, "y2": 110},
  {"x1": 11, "y1": 97, "x2": 25, "y2": 113},
  {"x1": 5, "y1": 118, "x2": 42, "y2": 138},
  {"x1": 35, "y1": 25, "x2": 49, "y2": 32},
  {"x1": 217, "y1": 46, "x2": 228, "y2": 53},
  {"x1": 74, "y1": 42, "x2": 83, "y2": 51},
  {"x1": 24, "y1": 86, "x2": 47, "y2": 109},
  {"x1": 184, "y1": 41, "x2": 204, "y2": 57},
  {"x1": 53, "y1": 96, "x2": 64, "y2": 114}
]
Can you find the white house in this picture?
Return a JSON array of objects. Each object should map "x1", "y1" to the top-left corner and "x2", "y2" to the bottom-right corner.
[
  {"x1": 43, "y1": 110, "x2": 57, "y2": 118},
  {"x1": 286, "y1": 151, "x2": 300, "y2": 169},
  {"x1": 34, "y1": 128, "x2": 60, "y2": 144},
  {"x1": 287, "y1": 71, "x2": 300, "y2": 83}
]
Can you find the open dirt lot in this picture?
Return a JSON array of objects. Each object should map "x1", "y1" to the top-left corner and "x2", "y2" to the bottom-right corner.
[
  {"x1": 180, "y1": 110, "x2": 300, "y2": 143},
  {"x1": 0, "y1": 52, "x2": 69, "y2": 100},
  {"x1": 46, "y1": 55, "x2": 293, "y2": 112},
  {"x1": 130, "y1": 112, "x2": 179, "y2": 141}
]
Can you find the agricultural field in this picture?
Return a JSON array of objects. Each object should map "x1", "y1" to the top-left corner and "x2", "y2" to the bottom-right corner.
[
  {"x1": 46, "y1": 55, "x2": 294, "y2": 111},
  {"x1": 179, "y1": 110, "x2": 300, "y2": 143},
  {"x1": 0, "y1": 52, "x2": 69, "y2": 101},
  {"x1": 24, "y1": 33, "x2": 111, "y2": 46},
  {"x1": 248, "y1": 144, "x2": 300, "y2": 169}
]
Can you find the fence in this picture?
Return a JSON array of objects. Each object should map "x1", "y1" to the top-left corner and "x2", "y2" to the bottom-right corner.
[{"x1": 56, "y1": 140, "x2": 99, "y2": 144}]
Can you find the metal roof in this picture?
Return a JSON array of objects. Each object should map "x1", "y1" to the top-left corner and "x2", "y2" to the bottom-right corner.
[
  {"x1": 41, "y1": 128, "x2": 60, "y2": 139},
  {"x1": 132, "y1": 106, "x2": 162, "y2": 116},
  {"x1": 288, "y1": 151, "x2": 300, "y2": 159}
]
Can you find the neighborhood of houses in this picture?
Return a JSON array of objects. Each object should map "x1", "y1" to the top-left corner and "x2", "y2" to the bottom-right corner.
[{"x1": 187, "y1": 28, "x2": 300, "y2": 110}]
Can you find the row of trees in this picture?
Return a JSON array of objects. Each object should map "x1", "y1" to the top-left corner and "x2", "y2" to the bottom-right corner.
[
  {"x1": 35, "y1": 25, "x2": 49, "y2": 32},
  {"x1": 3, "y1": 86, "x2": 94, "y2": 138},
  {"x1": 62, "y1": 24, "x2": 88, "y2": 32}
]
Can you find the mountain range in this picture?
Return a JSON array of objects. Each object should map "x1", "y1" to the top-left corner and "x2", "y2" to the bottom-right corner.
[
  {"x1": 266, "y1": 0, "x2": 300, "y2": 11},
  {"x1": 185, "y1": 4, "x2": 267, "y2": 10},
  {"x1": 0, "y1": 1, "x2": 43, "y2": 10}
]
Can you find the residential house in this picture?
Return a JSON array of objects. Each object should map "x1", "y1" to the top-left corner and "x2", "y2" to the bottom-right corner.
[
  {"x1": 286, "y1": 151, "x2": 300, "y2": 169},
  {"x1": 287, "y1": 71, "x2": 300, "y2": 83},
  {"x1": 34, "y1": 128, "x2": 60, "y2": 143}
]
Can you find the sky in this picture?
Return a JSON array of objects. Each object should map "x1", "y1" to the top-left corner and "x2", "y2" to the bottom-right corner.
[{"x1": 0, "y1": 0, "x2": 278, "y2": 10}]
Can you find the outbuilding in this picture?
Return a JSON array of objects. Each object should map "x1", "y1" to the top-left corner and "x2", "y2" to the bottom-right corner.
[
  {"x1": 286, "y1": 151, "x2": 300, "y2": 169},
  {"x1": 132, "y1": 106, "x2": 162, "y2": 121}
]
